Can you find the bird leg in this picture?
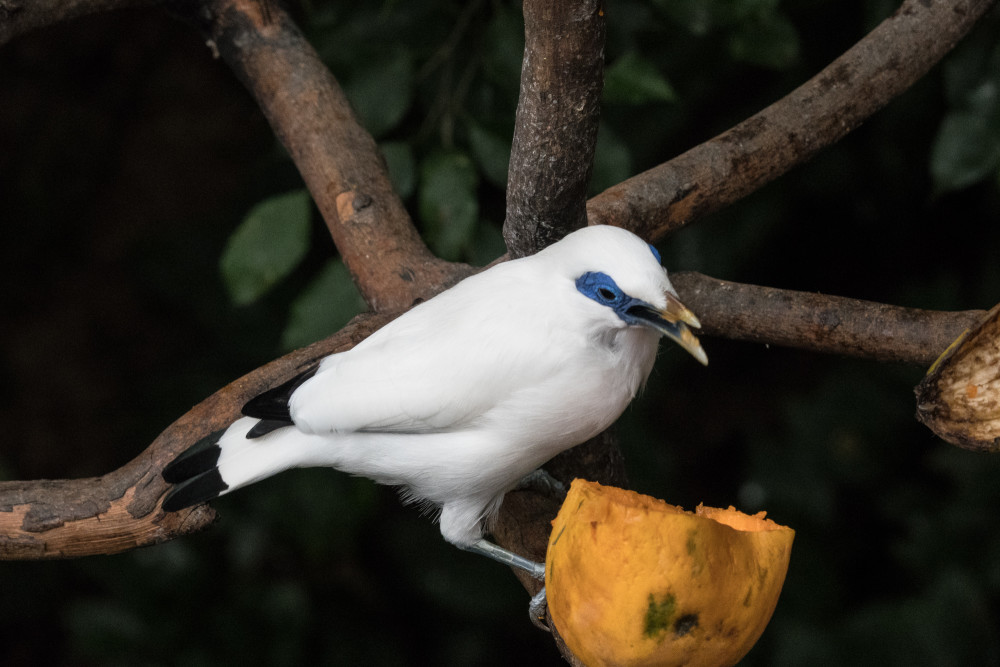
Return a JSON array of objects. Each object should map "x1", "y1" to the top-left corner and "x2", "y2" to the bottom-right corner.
[
  {"x1": 462, "y1": 538, "x2": 545, "y2": 579},
  {"x1": 462, "y1": 539, "x2": 551, "y2": 630}
]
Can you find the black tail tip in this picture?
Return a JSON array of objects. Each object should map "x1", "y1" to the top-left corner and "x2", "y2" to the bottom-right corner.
[
  {"x1": 162, "y1": 469, "x2": 229, "y2": 512},
  {"x1": 161, "y1": 429, "x2": 229, "y2": 512},
  {"x1": 162, "y1": 431, "x2": 226, "y2": 484}
]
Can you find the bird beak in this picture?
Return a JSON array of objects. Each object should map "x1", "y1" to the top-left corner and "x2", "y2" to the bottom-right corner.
[{"x1": 627, "y1": 293, "x2": 709, "y2": 366}]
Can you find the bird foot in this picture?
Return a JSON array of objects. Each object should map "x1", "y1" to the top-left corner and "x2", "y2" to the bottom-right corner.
[
  {"x1": 529, "y1": 586, "x2": 550, "y2": 631},
  {"x1": 516, "y1": 468, "x2": 568, "y2": 501}
]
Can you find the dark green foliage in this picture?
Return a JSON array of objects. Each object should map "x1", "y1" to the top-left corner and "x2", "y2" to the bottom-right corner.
[
  {"x1": 1, "y1": 1, "x2": 999, "y2": 665},
  {"x1": 221, "y1": 190, "x2": 313, "y2": 306},
  {"x1": 930, "y1": 16, "x2": 1000, "y2": 194}
]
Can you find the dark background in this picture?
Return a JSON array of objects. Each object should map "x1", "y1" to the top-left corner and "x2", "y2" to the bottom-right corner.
[{"x1": 2, "y1": 1, "x2": 999, "y2": 664}]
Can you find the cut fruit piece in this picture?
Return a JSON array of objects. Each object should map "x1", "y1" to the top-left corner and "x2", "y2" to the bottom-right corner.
[{"x1": 546, "y1": 479, "x2": 794, "y2": 667}]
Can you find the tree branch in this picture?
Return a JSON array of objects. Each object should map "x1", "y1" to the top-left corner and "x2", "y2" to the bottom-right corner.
[
  {"x1": 672, "y1": 273, "x2": 986, "y2": 366},
  {"x1": 191, "y1": 0, "x2": 462, "y2": 312},
  {"x1": 3, "y1": 265, "x2": 983, "y2": 561},
  {"x1": 0, "y1": 0, "x2": 161, "y2": 46},
  {"x1": 503, "y1": 0, "x2": 606, "y2": 258},
  {"x1": 493, "y1": 4, "x2": 614, "y2": 646},
  {"x1": 0, "y1": 312, "x2": 395, "y2": 559},
  {"x1": 587, "y1": 0, "x2": 999, "y2": 242},
  {"x1": 0, "y1": 0, "x2": 991, "y2": 594}
]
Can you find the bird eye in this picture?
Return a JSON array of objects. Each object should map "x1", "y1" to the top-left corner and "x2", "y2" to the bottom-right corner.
[{"x1": 576, "y1": 271, "x2": 628, "y2": 310}]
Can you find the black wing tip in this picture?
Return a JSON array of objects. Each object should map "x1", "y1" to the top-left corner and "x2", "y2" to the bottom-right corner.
[
  {"x1": 162, "y1": 469, "x2": 229, "y2": 512},
  {"x1": 162, "y1": 430, "x2": 225, "y2": 484},
  {"x1": 241, "y1": 365, "x2": 319, "y2": 423},
  {"x1": 246, "y1": 419, "x2": 291, "y2": 439}
]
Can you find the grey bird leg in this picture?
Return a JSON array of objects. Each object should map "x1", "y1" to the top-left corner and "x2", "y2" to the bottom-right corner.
[
  {"x1": 463, "y1": 538, "x2": 545, "y2": 579},
  {"x1": 462, "y1": 539, "x2": 551, "y2": 630}
]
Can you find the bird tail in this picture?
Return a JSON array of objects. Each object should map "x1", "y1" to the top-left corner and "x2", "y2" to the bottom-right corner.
[{"x1": 161, "y1": 416, "x2": 308, "y2": 512}]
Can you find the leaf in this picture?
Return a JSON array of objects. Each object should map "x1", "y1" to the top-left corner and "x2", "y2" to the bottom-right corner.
[
  {"x1": 419, "y1": 152, "x2": 479, "y2": 261},
  {"x1": 728, "y1": 12, "x2": 800, "y2": 70},
  {"x1": 590, "y1": 123, "x2": 633, "y2": 194},
  {"x1": 344, "y1": 50, "x2": 414, "y2": 138},
  {"x1": 221, "y1": 190, "x2": 312, "y2": 306},
  {"x1": 653, "y1": 0, "x2": 779, "y2": 35},
  {"x1": 467, "y1": 222, "x2": 508, "y2": 267},
  {"x1": 482, "y1": 7, "x2": 525, "y2": 93},
  {"x1": 724, "y1": 0, "x2": 781, "y2": 23},
  {"x1": 653, "y1": 0, "x2": 715, "y2": 35},
  {"x1": 930, "y1": 102, "x2": 1000, "y2": 194},
  {"x1": 281, "y1": 259, "x2": 367, "y2": 351},
  {"x1": 380, "y1": 141, "x2": 416, "y2": 199},
  {"x1": 941, "y1": 18, "x2": 1000, "y2": 107},
  {"x1": 931, "y1": 29, "x2": 1000, "y2": 193},
  {"x1": 467, "y1": 122, "x2": 511, "y2": 188},
  {"x1": 603, "y1": 52, "x2": 677, "y2": 106}
]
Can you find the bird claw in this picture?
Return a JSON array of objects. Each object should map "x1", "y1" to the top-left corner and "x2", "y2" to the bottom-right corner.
[
  {"x1": 516, "y1": 468, "x2": 568, "y2": 501},
  {"x1": 529, "y1": 586, "x2": 550, "y2": 631}
]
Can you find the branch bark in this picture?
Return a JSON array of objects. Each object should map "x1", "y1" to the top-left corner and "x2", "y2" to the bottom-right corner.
[
  {"x1": 0, "y1": 0, "x2": 161, "y2": 46},
  {"x1": 503, "y1": 0, "x2": 606, "y2": 258},
  {"x1": 0, "y1": 0, "x2": 992, "y2": 611},
  {"x1": 0, "y1": 312, "x2": 395, "y2": 559},
  {"x1": 587, "y1": 0, "x2": 1000, "y2": 242},
  {"x1": 194, "y1": 0, "x2": 463, "y2": 312},
  {"x1": 493, "y1": 4, "x2": 614, "y2": 646},
  {"x1": 672, "y1": 273, "x2": 986, "y2": 366}
]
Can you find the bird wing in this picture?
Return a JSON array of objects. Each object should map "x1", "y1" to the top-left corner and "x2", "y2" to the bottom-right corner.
[{"x1": 287, "y1": 263, "x2": 572, "y2": 435}]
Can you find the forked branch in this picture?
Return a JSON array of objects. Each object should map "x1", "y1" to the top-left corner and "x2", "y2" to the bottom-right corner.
[
  {"x1": 588, "y1": 0, "x2": 999, "y2": 243},
  {"x1": 196, "y1": 0, "x2": 462, "y2": 312},
  {"x1": 0, "y1": 0, "x2": 993, "y2": 577}
]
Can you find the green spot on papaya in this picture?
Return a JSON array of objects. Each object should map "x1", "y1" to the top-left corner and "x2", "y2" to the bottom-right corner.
[
  {"x1": 643, "y1": 593, "x2": 677, "y2": 639},
  {"x1": 687, "y1": 529, "x2": 706, "y2": 575}
]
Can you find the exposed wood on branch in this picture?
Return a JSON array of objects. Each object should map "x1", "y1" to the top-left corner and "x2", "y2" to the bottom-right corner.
[
  {"x1": 587, "y1": 0, "x2": 1000, "y2": 243},
  {"x1": 0, "y1": 312, "x2": 395, "y2": 559},
  {"x1": 502, "y1": 0, "x2": 606, "y2": 258},
  {"x1": 0, "y1": 0, "x2": 993, "y2": 605},
  {"x1": 4, "y1": 270, "x2": 980, "y2": 560}
]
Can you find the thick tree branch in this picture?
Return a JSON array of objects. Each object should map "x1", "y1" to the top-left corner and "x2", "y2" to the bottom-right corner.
[
  {"x1": 190, "y1": 0, "x2": 462, "y2": 312},
  {"x1": 503, "y1": 0, "x2": 606, "y2": 258},
  {"x1": 3, "y1": 271, "x2": 982, "y2": 560},
  {"x1": 0, "y1": 0, "x2": 161, "y2": 45},
  {"x1": 672, "y1": 273, "x2": 986, "y2": 366},
  {"x1": 494, "y1": 4, "x2": 614, "y2": 645},
  {"x1": 0, "y1": 312, "x2": 395, "y2": 559},
  {"x1": 0, "y1": 0, "x2": 992, "y2": 599},
  {"x1": 587, "y1": 0, "x2": 999, "y2": 242}
]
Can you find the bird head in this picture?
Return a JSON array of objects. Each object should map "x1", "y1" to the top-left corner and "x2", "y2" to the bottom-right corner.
[{"x1": 541, "y1": 225, "x2": 708, "y2": 366}]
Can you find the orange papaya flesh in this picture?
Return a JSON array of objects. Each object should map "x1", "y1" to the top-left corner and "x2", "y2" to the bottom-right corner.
[{"x1": 546, "y1": 479, "x2": 794, "y2": 667}]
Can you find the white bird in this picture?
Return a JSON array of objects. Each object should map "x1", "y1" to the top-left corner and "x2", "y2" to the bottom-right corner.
[{"x1": 162, "y1": 224, "x2": 706, "y2": 619}]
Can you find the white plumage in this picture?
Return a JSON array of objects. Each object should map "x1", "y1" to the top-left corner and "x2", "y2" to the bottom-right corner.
[{"x1": 163, "y1": 224, "x2": 706, "y2": 572}]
